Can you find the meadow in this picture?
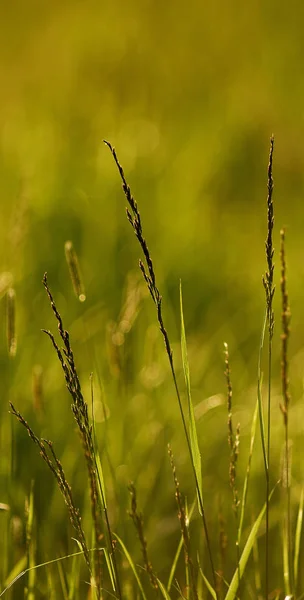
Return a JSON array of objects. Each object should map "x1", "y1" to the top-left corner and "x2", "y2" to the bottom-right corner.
[{"x1": 1, "y1": 2, "x2": 304, "y2": 598}]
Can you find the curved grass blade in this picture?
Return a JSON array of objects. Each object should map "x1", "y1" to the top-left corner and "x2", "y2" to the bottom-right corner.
[
  {"x1": 25, "y1": 482, "x2": 36, "y2": 600},
  {"x1": 257, "y1": 310, "x2": 268, "y2": 474},
  {"x1": 167, "y1": 535, "x2": 183, "y2": 592},
  {"x1": 157, "y1": 579, "x2": 172, "y2": 600},
  {"x1": 114, "y1": 534, "x2": 147, "y2": 600},
  {"x1": 197, "y1": 560, "x2": 217, "y2": 600},
  {"x1": 167, "y1": 500, "x2": 196, "y2": 591},
  {"x1": 2, "y1": 555, "x2": 27, "y2": 594},
  {"x1": 91, "y1": 375, "x2": 120, "y2": 596},
  {"x1": 224, "y1": 484, "x2": 278, "y2": 600},
  {"x1": 238, "y1": 398, "x2": 259, "y2": 544},
  {"x1": 282, "y1": 516, "x2": 291, "y2": 597},
  {"x1": 0, "y1": 548, "x2": 105, "y2": 598},
  {"x1": 180, "y1": 282, "x2": 203, "y2": 513}
]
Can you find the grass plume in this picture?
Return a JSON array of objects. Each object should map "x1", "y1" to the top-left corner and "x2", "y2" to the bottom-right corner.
[
  {"x1": 128, "y1": 482, "x2": 158, "y2": 592},
  {"x1": 224, "y1": 343, "x2": 240, "y2": 587},
  {"x1": 64, "y1": 240, "x2": 86, "y2": 303},
  {"x1": 42, "y1": 273, "x2": 121, "y2": 599},
  {"x1": 6, "y1": 287, "x2": 17, "y2": 358},
  {"x1": 279, "y1": 228, "x2": 292, "y2": 595},
  {"x1": 104, "y1": 140, "x2": 216, "y2": 590},
  {"x1": 9, "y1": 404, "x2": 91, "y2": 571},
  {"x1": 261, "y1": 135, "x2": 275, "y2": 599}
]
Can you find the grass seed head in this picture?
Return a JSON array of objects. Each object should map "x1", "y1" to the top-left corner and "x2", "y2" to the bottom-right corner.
[
  {"x1": 65, "y1": 240, "x2": 86, "y2": 302},
  {"x1": 6, "y1": 287, "x2": 17, "y2": 358}
]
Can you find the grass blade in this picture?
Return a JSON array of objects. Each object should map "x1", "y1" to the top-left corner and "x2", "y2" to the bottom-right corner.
[
  {"x1": 257, "y1": 310, "x2": 268, "y2": 474},
  {"x1": 114, "y1": 534, "x2": 147, "y2": 600},
  {"x1": 198, "y1": 561, "x2": 217, "y2": 600},
  {"x1": 167, "y1": 500, "x2": 196, "y2": 591},
  {"x1": 224, "y1": 484, "x2": 277, "y2": 600},
  {"x1": 167, "y1": 536, "x2": 183, "y2": 592},
  {"x1": 180, "y1": 281, "x2": 203, "y2": 513},
  {"x1": 68, "y1": 553, "x2": 81, "y2": 600},
  {"x1": 238, "y1": 398, "x2": 259, "y2": 544},
  {"x1": 282, "y1": 516, "x2": 291, "y2": 596},
  {"x1": 1, "y1": 549, "x2": 99, "y2": 598},
  {"x1": 25, "y1": 482, "x2": 36, "y2": 600},
  {"x1": 157, "y1": 579, "x2": 172, "y2": 600}
]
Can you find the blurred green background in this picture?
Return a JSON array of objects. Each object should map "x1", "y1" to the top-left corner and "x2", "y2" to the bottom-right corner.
[{"x1": 1, "y1": 0, "x2": 304, "y2": 596}]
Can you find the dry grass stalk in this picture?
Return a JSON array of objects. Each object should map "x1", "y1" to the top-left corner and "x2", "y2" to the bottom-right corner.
[
  {"x1": 6, "y1": 287, "x2": 17, "y2": 358},
  {"x1": 262, "y1": 135, "x2": 275, "y2": 600},
  {"x1": 224, "y1": 343, "x2": 240, "y2": 514},
  {"x1": 263, "y1": 135, "x2": 275, "y2": 338},
  {"x1": 280, "y1": 228, "x2": 293, "y2": 593},
  {"x1": 42, "y1": 273, "x2": 118, "y2": 598},
  {"x1": 9, "y1": 403, "x2": 90, "y2": 570},
  {"x1": 105, "y1": 140, "x2": 216, "y2": 589},
  {"x1": 217, "y1": 501, "x2": 228, "y2": 599},
  {"x1": 168, "y1": 445, "x2": 198, "y2": 600},
  {"x1": 104, "y1": 141, "x2": 171, "y2": 363},
  {"x1": 280, "y1": 228, "x2": 291, "y2": 423},
  {"x1": 224, "y1": 342, "x2": 240, "y2": 592},
  {"x1": 65, "y1": 240, "x2": 86, "y2": 302},
  {"x1": 128, "y1": 482, "x2": 158, "y2": 591}
]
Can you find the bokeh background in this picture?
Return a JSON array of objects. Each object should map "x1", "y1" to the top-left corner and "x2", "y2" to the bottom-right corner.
[{"x1": 1, "y1": 1, "x2": 304, "y2": 597}]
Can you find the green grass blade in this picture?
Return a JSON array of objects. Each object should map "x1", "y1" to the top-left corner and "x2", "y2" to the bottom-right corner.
[
  {"x1": 167, "y1": 500, "x2": 196, "y2": 592},
  {"x1": 294, "y1": 486, "x2": 304, "y2": 590},
  {"x1": 180, "y1": 281, "x2": 203, "y2": 513},
  {"x1": 91, "y1": 376, "x2": 107, "y2": 510},
  {"x1": 238, "y1": 398, "x2": 259, "y2": 544},
  {"x1": 157, "y1": 578, "x2": 172, "y2": 600},
  {"x1": 91, "y1": 376, "x2": 120, "y2": 595},
  {"x1": 1, "y1": 548, "x2": 96, "y2": 598},
  {"x1": 197, "y1": 560, "x2": 217, "y2": 600},
  {"x1": 224, "y1": 485, "x2": 277, "y2": 600},
  {"x1": 26, "y1": 481, "x2": 36, "y2": 600},
  {"x1": 114, "y1": 534, "x2": 147, "y2": 600},
  {"x1": 257, "y1": 310, "x2": 268, "y2": 474},
  {"x1": 2, "y1": 555, "x2": 27, "y2": 593},
  {"x1": 282, "y1": 517, "x2": 291, "y2": 596},
  {"x1": 57, "y1": 560, "x2": 69, "y2": 600},
  {"x1": 68, "y1": 553, "x2": 80, "y2": 600},
  {"x1": 167, "y1": 534, "x2": 183, "y2": 591},
  {"x1": 103, "y1": 547, "x2": 116, "y2": 592}
]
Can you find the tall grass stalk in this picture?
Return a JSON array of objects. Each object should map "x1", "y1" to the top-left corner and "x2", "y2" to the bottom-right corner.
[
  {"x1": 104, "y1": 140, "x2": 217, "y2": 590},
  {"x1": 42, "y1": 273, "x2": 122, "y2": 599},
  {"x1": 224, "y1": 343, "x2": 240, "y2": 588},
  {"x1": 64, "y1": 240, "x2": 86, "y2": 303},
  {"x1": 9, "y1": 404, "x2": 91, "y2": 573},
  {"x1": 168, "y1": 445, "x2": 198, "y2": 600},
  {"x1": 279, "y1": 228, "x2": 292, "y2": 595},
  {"x1": 128, "y1": 483, "x2": 158, "y2": 592},
  {"x1": 262, "y1": 135, "x2": 275, "y2": 600},
  {"x1": 6, "y1": 287, "x2": 17, "y2": 358}
]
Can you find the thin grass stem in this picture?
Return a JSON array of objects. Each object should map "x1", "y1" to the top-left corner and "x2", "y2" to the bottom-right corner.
[
  {"x1": 279, "y1": 228, "x2": 292, "y2": 595},
  {"x1": 104, "y1": 140, "x2": 217, "y2": 592},
  {"x1": 262, "y1": 136, "x2": 275, "y2": 600},
  {"x1": 224, "y1": 343, "x2": 240, "y2": 590}
]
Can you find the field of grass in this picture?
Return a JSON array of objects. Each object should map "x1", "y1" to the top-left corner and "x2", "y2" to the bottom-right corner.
[{"x1": 1, "y1": 2, "x2": 304, "y2": 599}]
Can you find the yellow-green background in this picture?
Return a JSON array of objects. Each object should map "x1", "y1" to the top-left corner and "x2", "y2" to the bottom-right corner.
[{"x1": 1, "y1": 1, "x2": 304, "y2": 596}]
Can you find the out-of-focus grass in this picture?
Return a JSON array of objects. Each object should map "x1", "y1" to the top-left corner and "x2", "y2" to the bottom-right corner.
[{"x1": 1, "y1": 1, "x2": 304, "y2": 596}]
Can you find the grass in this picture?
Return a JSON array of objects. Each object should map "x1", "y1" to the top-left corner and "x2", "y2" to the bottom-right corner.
[{"x1": 1, "y1": 137, "x2": 304, "y2": 599}]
